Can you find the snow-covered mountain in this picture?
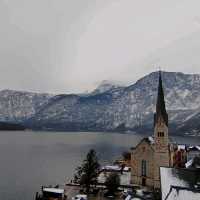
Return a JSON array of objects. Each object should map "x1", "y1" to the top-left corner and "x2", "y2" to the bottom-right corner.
[
  {"x1": 0, "y1": 71, "x2": 200, "y2": 135},
  {"x1": 0, "y1": 90, "x2": 52, "y2": 122},
  {"x1": 26, "y1": 71, "x2": 200, "y2": 135},
  {"x1": 92, "y1": 80, "x2": 125, "y2": 95}
]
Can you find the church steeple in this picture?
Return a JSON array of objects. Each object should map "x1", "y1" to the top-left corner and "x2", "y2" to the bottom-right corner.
[
  {"x1": 153, "y1": 71, "x2": 170, "y2": 188},
  {"x1": 154, "y1": 71, "x2": 168, "y2": 127}
]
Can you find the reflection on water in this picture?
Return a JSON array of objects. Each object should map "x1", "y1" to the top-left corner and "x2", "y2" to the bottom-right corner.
[{"x1": 0, "y1": 131, "x2": 199, "y2": 200}]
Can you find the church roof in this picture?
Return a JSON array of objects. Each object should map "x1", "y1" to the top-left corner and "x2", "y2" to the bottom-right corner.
[
  {"x1": 154, "y1": 71, "x2": 168, "y2": 127},
  {"x1": 131, "y1": 136, "x2": 180, "y2": 153},
  {"x1": 131, "y1": 136, "x2": 155, "y2": 151}
]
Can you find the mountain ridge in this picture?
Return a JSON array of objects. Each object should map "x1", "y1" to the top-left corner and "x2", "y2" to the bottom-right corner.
[{"x1": 0, "y1": 71, "x2": 199, "y2": 135}]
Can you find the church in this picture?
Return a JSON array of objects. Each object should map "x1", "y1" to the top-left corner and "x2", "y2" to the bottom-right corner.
[{"x1": 130, "y1": 72, "x2": 185, "y2": 189}]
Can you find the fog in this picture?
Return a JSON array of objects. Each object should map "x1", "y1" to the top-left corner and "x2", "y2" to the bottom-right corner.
[{"x1": 1, "y1": 0, "x2": 200, "y2": 94}]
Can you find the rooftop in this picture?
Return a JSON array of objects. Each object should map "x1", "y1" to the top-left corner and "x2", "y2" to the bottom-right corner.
[
  {"x1": 160, "y1": 167, "x2": 200, "y2": 200},
  {"x1": 43, "y1": 187, "x2": 64, "y2": 194}
]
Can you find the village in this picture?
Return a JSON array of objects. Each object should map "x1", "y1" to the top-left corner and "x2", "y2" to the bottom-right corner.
[{"x1": 35, "y1": 73, "x2": 200, "y2": 200}]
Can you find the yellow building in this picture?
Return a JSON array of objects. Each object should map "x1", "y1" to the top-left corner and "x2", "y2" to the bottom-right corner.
[{"x1": 131, "y1": 72, "x2": 178, "y2": 189}]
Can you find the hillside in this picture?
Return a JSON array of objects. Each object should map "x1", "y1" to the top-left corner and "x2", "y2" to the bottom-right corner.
[
  {"x1": 25, "y1": 71, "x2": 200, "y2": 135},
  {"x1": 0, "y1": 71, "x2": 200, "y2": 135}
]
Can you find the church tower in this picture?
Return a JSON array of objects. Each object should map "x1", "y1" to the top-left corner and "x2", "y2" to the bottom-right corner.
[{"x1": 153, "y1": 71, "x2": 170, "y2": 188}]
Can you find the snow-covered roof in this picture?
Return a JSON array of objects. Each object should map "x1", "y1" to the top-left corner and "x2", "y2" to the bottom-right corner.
[
  {"x1": 148, "y1": 136, "x2": 154, "y2": 144},
  {"x1": 188, "y1": 145, "x2": 200, "y2": 151},
  {"x1": 185, "y1": 159, "x2": 193, "y2": 168},
  {"x1": 124, "y1": 166, "x2": 131, "y2": 171},
  {"x1": 101, "y1": 165, "x2": 121, "y2": 171},
  {"x1": 98, "y1": 171, "x2": 131, "y2": 186},
  {"x1": 178, "y1": 144, "x2": 186, "y2": 150},
  {"x1": 75, "y1": 194, "x2": 87, "y2": 198},
  {"x1": 165, "y1": 186, "x2": 200, "y2": 200},
  {"x1": 125, "y1": 195, "x2": 132, "y2": 200},
  {"x1": 186, "y1": 156, "x2": 200, "y2": 169},
  {"x1": 160, "y1": 167, "x2": 200, "y2": 200},
  {"x1": 43, "y1": 188, "x2": 64, "y2": 194}
]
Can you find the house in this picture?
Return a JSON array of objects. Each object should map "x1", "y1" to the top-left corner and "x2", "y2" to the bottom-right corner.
[
  {"x1": 130, "y1": 72, "x2": 186, "y2": 189},
  {"x1": 160, "y1": 167, "x2": 200, "y2": 200},
  {"x1": 187, "y1": 146, "x2": 200, "y2": 161},
  {"x1": 185, "y1": 156, "x2": 200, "y2": 169},
  {"x1": 35, "y1": 187, "x2": 66, "y2": 200},
  {"x1": 173, "y1": 145, "x2": 187, "y2": 168},
  {"x1": 98, "y1": 164, "x2": 131, "y2": 186}
]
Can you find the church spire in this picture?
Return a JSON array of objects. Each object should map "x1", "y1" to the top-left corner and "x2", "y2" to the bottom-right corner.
[{"x1": 154, "y1": 71, "x2": 168, "y2": 126}]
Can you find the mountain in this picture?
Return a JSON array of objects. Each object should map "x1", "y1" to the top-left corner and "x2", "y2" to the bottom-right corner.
[
  {"x1": 92, "y1": 80, "x2": 125, "y2": 95},
  {"x1": 0, "y1": 71, "x2": 200, "y2": 135},
  {"x1": 0, "y1": 90, "x2": 52, "y2": 123},
  {"x1": 25, "y1": 71, "x2": 200, "y2": 135},
  {"x1": 176, "y1": 109, "x2": 200, "y2": 136}
]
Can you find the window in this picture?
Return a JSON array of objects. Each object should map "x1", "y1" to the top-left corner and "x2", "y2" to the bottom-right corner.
[
  {"x1": 141, "y1": 160, "x2": 147, "y2": 176},
  {"x1": 158, "y1": 132, "x2": 164, "y2": 137},
  {"x1": 142, "y1": 178, "x2": 146, "y2": 186}
]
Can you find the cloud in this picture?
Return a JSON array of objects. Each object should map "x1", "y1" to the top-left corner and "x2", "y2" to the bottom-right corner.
[{"x1": 0, "y1": 0, "x2": 200, "y2": 93}]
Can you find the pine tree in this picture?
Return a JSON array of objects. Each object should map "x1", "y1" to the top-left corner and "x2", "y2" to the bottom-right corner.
[
  {"x1": 105, "y1": 172, "x2": 120, "y2": 195},
  {"x1": 74, "y1": 149, "x2": 100, "y2": 193}
]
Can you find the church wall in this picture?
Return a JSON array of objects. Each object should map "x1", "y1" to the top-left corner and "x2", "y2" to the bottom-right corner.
[{"x1": 131, "y1": 140, "x2": 154, "y2": 188}]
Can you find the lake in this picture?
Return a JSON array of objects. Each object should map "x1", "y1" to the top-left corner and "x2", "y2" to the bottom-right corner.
[{"x1": 0, "y1": 131, "x2": 199, "y2": 200}]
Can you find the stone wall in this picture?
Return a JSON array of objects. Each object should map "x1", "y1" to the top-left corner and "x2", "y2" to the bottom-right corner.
[{"x1": 131, "y1": 140, "x2": 154, "y2": 188}]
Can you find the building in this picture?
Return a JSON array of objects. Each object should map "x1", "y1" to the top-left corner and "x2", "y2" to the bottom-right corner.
[
  {"x1": 160, "y1": 167, "x2": 200, "y2": 200},
  {"x1": 173, "y1": 145, "x2": 187, "y2": 168},
  {"x1": 185, "y1": 155, "x2": 200, "y2": 168},
  {"x1": 187, "y1": 145, "x2": 200, "y2": 162},
  {"x1": 35, "y1": 187, "x2": 66, "y2": 200},
  {"x1": 130, "y1": 72, "x2": 186, "y2": 189}
]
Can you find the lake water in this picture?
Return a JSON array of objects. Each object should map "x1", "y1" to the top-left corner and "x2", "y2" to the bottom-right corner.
[{"x1": 0, "y1": 131, "x2": 199, "y2": 200}]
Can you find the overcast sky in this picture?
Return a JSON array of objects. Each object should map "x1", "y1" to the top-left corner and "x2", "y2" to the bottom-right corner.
[{"x1": 1, "y1": 0, "x2": 200, "y2": 94}]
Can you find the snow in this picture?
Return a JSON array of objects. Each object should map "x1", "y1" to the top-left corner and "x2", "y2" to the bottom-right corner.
[
  {"x1": 101, "y1": 165, "x2": 121, "y2": 171},
  {"x1": 125, "y1": 195, "x2": 132, "y2": 200},
  {"x1": 92, "y1": 80, "x2": 123, "y2": 94},
  {"x1": 75, "y1": 194, "x2": 87, "y2": 198},
  {"x1": 166, "y1": 187, "x2": 200, "y2": 200},
  {"x1": 72, "y1": 194, "x2": 87, "y2": 200},
  {"x1": 43, "y1": 188, "x2": 64, "y2": 194},
  {"x1": 185, "y1": 159, "x2": 193, "y2": 168},
  {"x1": 124, "y1": 166, "x2": 131, "y2": 171},
  {"x1": 188, "y1": 146, "x2": 200, "y2": 151},
  {"x1": 160, "y1": 167, "x2": 200, "y2": 200},
  {"x1": 178, "y1": 144, "x2": 186, "y2": 150},
  {"x1": 196, "y1": 146, "x2": 200, "y2": 151},
  {"x1": 98, "y1": 171, "x2": 131, "y2": 185},
  {"x1": 148, "y1": 136, "x2": 154, "y2": 144},
  {"x1": 184, "y1": 111, "x2": 200, "y2": 122},
  {"x1": 136, "y1": 189, "x2": 144, "y2": 196},
  {"x1": 1, "y1": 71, "x2": 200, "y2": 134},
  {"x1": 160, "y1": 167, "x2": 189, "y2": 200},
  {"x1": 0, "y1": 90, "x2": 52, "y2": 122}
]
